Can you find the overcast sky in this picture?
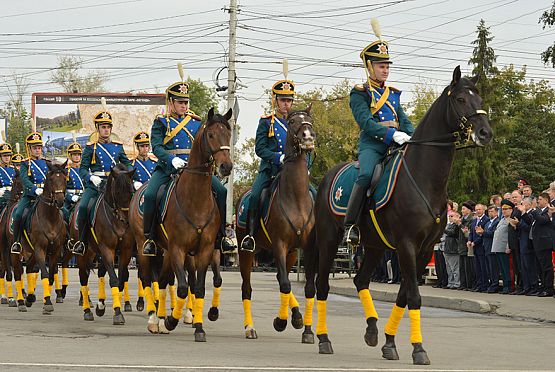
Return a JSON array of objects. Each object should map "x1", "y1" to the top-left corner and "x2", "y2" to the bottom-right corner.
[{"x1": 1, "y1": 0, "x2": 553, "y2": 145}]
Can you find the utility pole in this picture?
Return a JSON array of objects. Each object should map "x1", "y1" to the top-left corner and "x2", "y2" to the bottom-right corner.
[{"x1": 225, "y1": 0, "x2": 238, "y2": 225}]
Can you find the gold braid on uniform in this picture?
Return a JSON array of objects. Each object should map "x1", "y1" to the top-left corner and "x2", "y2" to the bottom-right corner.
[{"x1": 268, "y1": 96, "x2": 275, "y2": 137}]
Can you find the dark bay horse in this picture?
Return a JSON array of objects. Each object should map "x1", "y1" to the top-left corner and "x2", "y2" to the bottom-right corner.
[
  {"x1": 235, "y1": 108, "x2": 316, "y2": 340},
  {"x1": 69, "y1": 163, "x2": 135, "y2": 324},
  {"x1": 310, "y1": 66, "x2": 492, "y2": 364},
  {"x1": 9, "y1": 160, "x2": 68, "y2": 314},
  {"x1": 0, "y1": 172, "x2": 22, "y2": 307},
  {"x1": 129, "y1": 108, "x2": 233, "y2": 341}
]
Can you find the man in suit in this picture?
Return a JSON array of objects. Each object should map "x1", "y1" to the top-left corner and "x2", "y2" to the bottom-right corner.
[
  {"x1": 468, "y1": 203, "x2": 489, "y2": 292},
  {"x1": 515, "y1": 197, "x2": 539, "y2": 295},
  {"x1": 477, "y1": 205, "x2": 500, "y2": 293},
  {"x1": 521, "y1": 192, "x2": 554, "y2": 297},
  {"x1": 508, "y1": 190, "x2": 523, "y2": 293}
]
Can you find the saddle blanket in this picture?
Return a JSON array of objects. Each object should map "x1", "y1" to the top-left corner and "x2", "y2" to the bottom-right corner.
[
  {"x1": 329, "y1": 152, "x2": 403, "y2": 216},
  {"x1": 137, "y1": 178, "x2": 177, "y2": 223},
  {"x1": 236, "y1": 188, "x2": 276, "y2": 230}
]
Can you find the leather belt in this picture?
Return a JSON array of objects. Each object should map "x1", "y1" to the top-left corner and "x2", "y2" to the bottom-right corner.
[
  {"x1": 67, "y1": 189, "x2": 83, "y2": 194},
  {"x1": 0, "y1": 186, "x2": 12, "y2": 191},
  {"x1": 167, "y1": 149, "x2": 191, "y2": 155},
  {"x1": 92, "y1": 171, "x2": 110, "y2": 177},
  {"x1": 378, "y1": 120, "x2": 400, "y2": 130}
]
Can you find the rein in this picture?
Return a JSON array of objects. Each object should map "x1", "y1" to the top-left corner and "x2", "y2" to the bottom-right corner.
[
  {"x1": 283, "y1": 111, "x2": 314, "y2": 163},
  {"x1": 183, "y1": 118, "x2": 231, "y2": 177}
]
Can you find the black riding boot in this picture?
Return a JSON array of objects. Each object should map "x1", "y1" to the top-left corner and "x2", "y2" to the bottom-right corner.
[
  {"x1": 142, "y1": 209, "x2": 157, "y2": 256},
  {"x1": 72, "y1": 222, "x2": 87, "y2": 256},
  {"x1": 10, "y1": 218, "x2": 22, "y2": 254},
  {"x1": 240, "y1": 208, "x2": 258, "y2": 253},
  {"x1": 340, "y1": 183, "x2": 367, "y2": 246}
]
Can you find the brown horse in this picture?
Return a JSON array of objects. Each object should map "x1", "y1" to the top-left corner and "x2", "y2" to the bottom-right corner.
[
  {"x1": 8, "y1": 160, "x2": 67, "y2": 314},
  {"x1": 309, "y1": 67, "x2": 492, "y2": 364},
  {"x1": 129, "y1": 108, "x2": 232, "y2": 341},
  {"x1": 0, "y1": 172, "x2": 23, "y2": 307},
  {"x1": 69, "y1": 163, "x2": 135, "y2": 324},
  {"x1": 235, "y1": 108, "x2": 316, "y2": 339}
]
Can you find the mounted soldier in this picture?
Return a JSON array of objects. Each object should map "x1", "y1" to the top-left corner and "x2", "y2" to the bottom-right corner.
[
  {"x1": 341, "y1": 19, "x2": 415, "y2": 247},
  {"x1": 0, "y1": 142, "x2": 16, "y2": 212},
  {"x1": 71, "y1": 98, "x2": 132, "y2": 256},
  {"x1": 131, "y1": 131, "x2": 156, "y2": 191},
  {"x1": 10, "y1": 124, "x2": 49, "y2": 254},
  {"x1": 62, "y1": 139, "x2": 84, "y2": 223},
  {"x1": 11, "y1": 144, "x2": 24, "y2": 172},
  {"x1": 141, "y1": 63, "x2": 233, "y2": 256}
]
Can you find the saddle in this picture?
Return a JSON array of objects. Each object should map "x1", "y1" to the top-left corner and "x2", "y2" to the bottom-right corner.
[{"x1": 137, "y1": 176, "x2": 177, "y2": 223}]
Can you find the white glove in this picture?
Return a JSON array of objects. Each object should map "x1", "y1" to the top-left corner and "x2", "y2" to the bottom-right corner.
[
  {"x1": 172, "y1": 157, "x2": 186, "y2": 170},
  {"x1": 35, "y1": 188, "x2": 43, "y2": 196},
  {"x1": 133, "y1": 181, "x2": 143, "y2": 191},
  {"x1": 279, "y1": 154, "x2": 285, "y2": 164},
  {"x1": 71, "y1": 194, "x2": 80, "y2": 203},
  {"x1": 392, "y1": 131, "x2": 411, "y2": 145},
  {"x1": 0, "y1": 189, "x2": 5, "y2": 197},
  {"x1": 90, "y1": 175, "x2": 102, "y2": 187}
]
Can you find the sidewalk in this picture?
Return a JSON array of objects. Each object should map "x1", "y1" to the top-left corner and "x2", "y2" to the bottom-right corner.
[{"x1": 328, "y1": 276, "x2": 555, "y2": 323}]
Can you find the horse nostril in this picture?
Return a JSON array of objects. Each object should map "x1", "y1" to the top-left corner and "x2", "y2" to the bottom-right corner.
[{"x1": 478, "y1": 127, "x2": 491, "y2": 139}]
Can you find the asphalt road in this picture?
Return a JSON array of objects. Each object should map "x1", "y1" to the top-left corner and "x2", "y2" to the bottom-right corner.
[{"x1": 0, "y1": 269, "x2": 554, "y2": 371}]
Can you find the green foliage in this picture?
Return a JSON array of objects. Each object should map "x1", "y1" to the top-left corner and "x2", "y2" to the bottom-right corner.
[
  {"x1": 406, "y1": 80, "x2": 438, "y2": 125},
  {"x1": 539, "y1": 2, "x2": 555, "y2": 67},
  {"x1": 1, "y1": 72, "x2": 30, "y2": 147},
  {"x1": 50, "y1": 56, "x2": 107, "y2": 93},
  {"x1": 187, "y1": 77, "x2": 218, "y2": 120},
  {"x1": 233, "y1": 137, "x2": 260, "y2": 206}
]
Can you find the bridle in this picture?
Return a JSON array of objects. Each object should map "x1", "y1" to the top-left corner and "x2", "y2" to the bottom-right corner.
[
  {"x1": 283, "y1": 111, "x2": 315, "y2": 162},
  {"x1": 103, "y1": 173, "x2": 131, "y2": 224},
  {"x1": 39, "y1": 170, "x2": 66, "y2": 209},
  {"x1": 183, "y1": 118, "x2": 231, "y2": 176}
]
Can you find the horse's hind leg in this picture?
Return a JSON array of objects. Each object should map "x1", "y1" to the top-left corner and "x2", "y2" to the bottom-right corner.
[
  {"x1": 272, "y1": 240, "x2": 293, "y2": 333},
  {"x1": 117, "y1": 241, "x2": 133, "y2": 312},
  {"x1": 99, "y1": 246, "x2": 125, "y2": 325},
  {"x1": 302, "y1": 238, "x2": 317, "y2": 344},
  {"x1": 285, "y1": 249, "x2": 303, "y2": 330},
  {"x1": 190, "y1": 245, "x2": 212, "y2": 343},
  {"x1": 24, "y1": 260, "x2": 38, "y2": 307},
  {"x1": 33, "y1": 248, "x2": 54, "y2": 315},
  {"x1": 164, "y1": 247, "x2": 188, "y2": 332},
  {"x1": 239, "y1": 249, "x2": 257, "y2": 339},
  {"x1": 95, "y1": 263, "x2": 107, "y2": 317},
  {"x1": 208, "y1": 249, "x2": 222, "y2": 322},
  {"x1": 12, "y1": 256, "x2": 26, "y2": 312},
  {"x1": 353, "y1": 245, "x2": 385, "y2": 348},
  {"x1": 154, "y1": 256, "x2": 173, "y2": 334},
  {"x1": 60, "y1": 250, "x2": 72, "y2": 299},
  {"x1": 77, "y1": 254, "x2": 94, "y2": 321}
]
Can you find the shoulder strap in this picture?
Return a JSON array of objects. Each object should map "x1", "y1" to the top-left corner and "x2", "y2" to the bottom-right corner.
[
  {"x1": 135, "y1": 159, "x2": 152, "y2": 178},
  {"x1": 163, "y1": 116, "x2": 192, "y2": 145},
  {"x1": 30, "y1": 160, "x2": 47, "y2": 179},
  {"x1": 370, "y1": 86, "x2": 390, "y2": 115},
  {"x1": 96, "y1": 143, "x2": 116, "y2": 166}
]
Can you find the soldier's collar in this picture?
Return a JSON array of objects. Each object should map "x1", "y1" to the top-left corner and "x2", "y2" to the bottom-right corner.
[
  {"x1": 97, "y1": 137, "x2": 111, "y2": 144},
  {"x1": 136, "y1": 155, "x2": 148, "y2": 161},
  {"x1": 369, "y1": 79, "x2": 386, "y2": 89},
  {"x1": 170, "y1": 113, "x2": 185, "y2": 119}
]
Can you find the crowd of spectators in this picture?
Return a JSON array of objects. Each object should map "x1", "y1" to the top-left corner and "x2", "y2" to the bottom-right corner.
[{"x1": 433, "y1": 180, "x2": 555, "y2": 298}]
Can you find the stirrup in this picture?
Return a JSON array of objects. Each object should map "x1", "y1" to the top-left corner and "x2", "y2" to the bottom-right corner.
[
  {"x1": 220, "y1": 236, "x2": 236, "y2": 252},
  {"x1": 10, "y1": 242, "x2": 22, "y2": 255},
  {"x1": 71, "y1": 241, "x2": 86, "y2": 256},
  {"x1": 142, "y1": 239, "x2": 157, "y2": 257},
  {"x1": 342, "y1": 225, "x2": 360, "y2": 246},
  {"x1": 240, "y1": 235, "x2": 255, "y2": 253}
]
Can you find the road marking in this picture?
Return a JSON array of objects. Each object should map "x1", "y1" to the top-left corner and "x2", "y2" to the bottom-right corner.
[{"x1": 0, "y1": 363, "x2": 553, "y2": 372}]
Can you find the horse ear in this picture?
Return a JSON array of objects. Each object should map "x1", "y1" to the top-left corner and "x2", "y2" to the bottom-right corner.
[
  {"x1": 470, "y1": 73, "x2": 480, "y2": 85},
  {"x1": 305, "y1": 103, "x2": 313, "y2": 115},
  {"x1": 224, "y1": 108, "x2": 233, "y2": 121},
  {"x1": 207, "y1": 107, "x2": 215, "y2": 121},
  {"x1": 45, "y1": 159, "x2": 53, "y2": 171},
  {"x1": 128, "y1": 168, "x2": 136, "y2": 178},
  {"x1": 62, "y1": 160, "x2": 68, "y2": 169},
  {"x1": 451, "y1": 65, "x2": 461, "y2": 86}
]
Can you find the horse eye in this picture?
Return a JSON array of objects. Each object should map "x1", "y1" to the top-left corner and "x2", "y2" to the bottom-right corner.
[
  {"x1": 208, "y1": 132, "x2": 215, "y2": 139},
  {"x1": 457, "y1": 97, "x2": 465, "y2": 103}
]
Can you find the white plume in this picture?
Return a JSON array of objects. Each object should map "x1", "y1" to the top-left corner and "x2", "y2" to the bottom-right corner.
[
  {"x1": 31, "y1": 117, "x2": 36, "y2": 133},
  {"x1": 16, "y1": 143, "x2": 20, "y2": 154},
  {"x1": 282, "y1": 59, "x2": 289, "y2": 80},
  {"x1": 178, "y1": 62, "x2": 184, "y2": 81},
  {"x1": 72, "y1": 130, "x2": 77, "y2": 143},
  {"x1": 371, "y1": 18, "x2": 382, "y2": 40},
  {"x1": 101, "y1": 97, "x2": 108, "y2": 112}
]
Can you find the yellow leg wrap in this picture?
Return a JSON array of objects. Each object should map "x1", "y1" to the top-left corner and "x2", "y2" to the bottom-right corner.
[
  {"x1": 7, "y1": 280, "x2": 13, "y2": 298},
  {"x1": 153, "y1": 282, "x2": 160, "y2": 302},
  {"x1": 0, "y1": 278, "x2": 5, "y2": 296},
  {"x1": 62, "y1": 268, "x2": 69, "y2": 286},
  {"x1": 33, "y1": 273, "x2": 38, "y2": 292},
  {"x1": 171, "y1": 297, "x2": 187, "y2": 320},
  {"x1": 144, "y1": 286, "x2": 156, "y2": 314},
  {"x1": 81, "y1": 286, "x2": 90, "y2": 310},
  {"x1": 27, "y1": 273, "x2": 35, "y2": 294},
  {"x1": 278, "y1": 292, "x2": 290, "y2": 320},
  {"x1": 358, "y1": 289, "x2": 379, "y2": 320},
  {"x1": 316, "y1": 300, "x2": 328, "y2": 335},
  {"x1": 211, "y1": 286, "x2": 221, "y2": 308},
  {"x1": 54, "y1": 273, "x2": 61, "y2": 291},
  {"x1": 16, "y1": 280, "x2": 24, "y2": 301},
  {"x1": 111, "y1": 287, "x2": 121, "y2": 309},
  {"x1": 137, "y1": 279, "x2": 144, "y2": 298},
  {"x1": 157, "y1": 288, "x2": 167, "y2": 318},
  {"x1": 98, "y1": 277, "x2": 106, "y2": 300},
  {"x1": 193, "y1": 298, "x2": 204, "y2": 324},
  {"x1": 409, "y1": 309, "x2": 423, "y2": 344},
  {"x1": 243, "y1": 299, "x2": 254, "y2": 327},
  {"x1": 41, "y1": 278, "x2": 51, "y2": 299},
  {"x1": 304, "y1": 298, "x2": 314, "y2": 326},
  {"x1": 186, "y1": 287, "x2": 194, "y2": 310},
  {"x1": 289, "y1": 291, "x2": 300, "y2": 309},
  {"x1": 384, "y1": 304, "x2": 405, "y2": 336},
  {"x1": 169, "y1": 285, "x2": 177, "y2": 309},
  {"x1": 123, "y1": 282, "x2": 130, "y2": 302}
]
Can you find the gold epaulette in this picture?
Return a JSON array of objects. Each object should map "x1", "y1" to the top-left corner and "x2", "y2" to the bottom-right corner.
[
  {"x1": 186, "y1": 111, "x2": 201, "y2": 121},
  {"x1": 354, "y1": 84, "x2": 366, "y2": 91},
  {"x1": 388, "y1": 85, "x2": 400, "y2": 92},
  {"x1": 148, "y1": 155, "x2": 158, "y2": 162},
  {"x1": 260, "y1": 113, "x2": 272, "y2": 119},
  {"x1": 86, "y1": 141, "x2": 94, "y2": 146},
  {"x1": 111, "y1": 140, "x2": 123, "y2": 145}
]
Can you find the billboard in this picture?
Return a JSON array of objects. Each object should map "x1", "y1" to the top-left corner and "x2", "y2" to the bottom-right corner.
[{"x1": 32, "y1": 93, "x2": 165, "y2": 154}]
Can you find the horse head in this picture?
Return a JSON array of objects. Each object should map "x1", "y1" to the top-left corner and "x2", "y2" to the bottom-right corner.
[
  {"x1": 44, "y1": 160, "x2": 68, "y2": 209},
  {"x1": 286, "y1": 105, "x2": 316, "y2": 158},
  {"x1": 10, "y1": 168, "x2": 23, "y2": 202},
  {"x1": 106, "y1": 163, "x2": 135, "y2": 219},
  {"x1": 446, "y1": 65, "x2": 493, "y2": 146},
  {"x1": 203, "y1": 107, "x2": 233, "y2": 177}
]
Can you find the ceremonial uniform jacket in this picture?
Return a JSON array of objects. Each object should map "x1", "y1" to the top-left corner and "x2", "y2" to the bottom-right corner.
[
  {"x1": 132, "y1": 157, "x2": 157, "y2": 183},
  {"x1": 80, "y1": 140, "x2": 131, "y2": 189},
  {"x1": 0, "y1": 165, "x2": 16, "y2": 188},
  {"x1": 150, "y1": 112, "x2": 202, "y2": 175},
  {"x1": 20, "y1": 158, "x2": 48, "y2": 197},
  {"x1": 255, "y1": 115, "x2": 288, "y2": 177}
]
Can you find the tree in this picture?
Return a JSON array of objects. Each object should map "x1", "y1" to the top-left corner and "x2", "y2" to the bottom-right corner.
[
  {"x1": 539, "y1": 2, "x2": 555, "y2": 67},
  {"x1": 1, "y1": 72, "x2": 30, "y2": 146},
  {"x1": 233, "y1": 137, "x2": 260, "y2": 206},
  {"x1": 50, "y1": 56, "x2": 107, "y2": 93},
  {"x1": 187, "y1": 77, "x2": 218, "y2": 119},
  {"x1": 406, "y1": 80, "x2": 438, "y2": 125}
]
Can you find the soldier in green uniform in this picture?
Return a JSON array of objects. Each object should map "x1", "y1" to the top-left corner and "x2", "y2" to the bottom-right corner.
[
  {"x1": 341, "y1": 19, "x2": 415, "y2": 246},
  {"x1": 240, "y1": 71, "x2": 296, "y2": 252},
  {"x1": 0, "y1": 143, "x2": 16, "y2": 211},
  {"x1": 71, "y1": 99, "x2": 132, "y2": 255},
  {"x1": 62, "y1": 142, "x2": 84, "y2": 223},
  {"x1": 142, "y1": 64, "x2": 233, "y2": 256}
]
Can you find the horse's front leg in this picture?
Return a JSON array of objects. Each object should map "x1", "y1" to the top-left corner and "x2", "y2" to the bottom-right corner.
[
  {"x1": 273, "y1": 240, "x2": 292, "y2": 333},
  {"x1": 95, "y1": 262, "x2": 107, "y2": 317},
  {"x1": 117, "y1": 238, "x2": 133, "y2": 312},
  {"x1": 191, "y1": 243, "x2": 213, "y2": 342},
  {"x1": 207, "y1": 249, "x2": 222, "y2": 322},
  {"x1": 11, "y1": 255, "x2": 26, "y2": 312},
  {"x1": 77, "y1": 252, "x2": 94, "y2": 321},
  {"x1": 98, "y1": 244, "x2": 124, "y2": 325},
  {"x1": 33, "y1": 246, "x2": 54, "y2": 315},
  {"x1": 164, "y1": 246, "x2": 188, "y2": 332},
  {"x1": 285, "y1": 249, "x2": 303, "y2": 330}
]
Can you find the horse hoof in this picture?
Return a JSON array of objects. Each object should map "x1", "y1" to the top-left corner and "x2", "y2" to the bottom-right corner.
[
  {"x1": 18, "y1": 304, "x2": 27, "y2": 312},
  {"x1": 147, "y1": 313, "x2": 159, "y2": 334},
  {"x1": 124, "y1": 301, "x2": 132, "y2": 312},
  {"x1": 61, "y1": 285, "x2": 67, "y2": 299},
  {"x1": 273, "y1": 317, "x2": 287, "y2": 332},
  {"x1": 245, "y1": 326, "x2": 258, "y2": 339},
  {"x1": 95, "y1": 302, "x2": 106, "y2": 317},
  {"x1": 84, "y1": 309, "x2": 94, "y2": 321},
  {"x1": 43, "y1": 303, "x2": 54, "y2": 313},
  {"x1": 24, "y1": 299, "x2": 33, "y2": 308},
  {"x1": 165, "y1": 315, "x2": 179, "y2": 331},
  {"x1": 302, "y1": 326, "x2": 315, "y2": 344},
  {"x1": 1, "y1": 297, "x2": 8, "y2": 305},
  {"x1": 194, "y1": 327, "x2": 206, "y2": 342},
  {"x1": 56, "y1": 296, "x2": 64, "y2": 304},
  {"x1": 158, "y1": 318, "x2": 170, "y2": 334},
  {"x1": 113, "y1": 313, "x2": 125, "y2": 325},
  {"x1": 412, "y1": 343, "x2": 430, "y2": 365},
  {"x1": 27, "y1": 293, "x2": 36, "y2": 303},
  {"x1": 208, "y1": 307, "x2": 219, "y2": 321},
  {"x1": 183, "y1": 309, "x2": 193, "y2": 324},
  {"x1": 291, "y1": 307, "x2": 303, "y2": 329},
  {"x1": 136, "y1": 298, "x2": 144, "y2": 312},
  {"x1": 8, "y1": 299, "x2": 17, "y2": 307},
  {"x1": 318, "y1": 341, "x2": 334, "y2": 354},
  {"x1": 381, "y1": 345, "x2": 400, "y2": 360},
  {"x1": 364, "y1": 329, "x2": 379, "y2": 347}
]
